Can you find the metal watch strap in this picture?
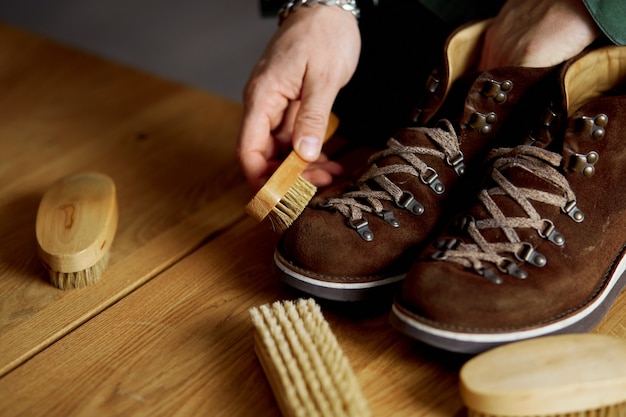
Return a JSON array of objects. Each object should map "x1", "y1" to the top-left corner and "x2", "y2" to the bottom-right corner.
[{"x1": 278, "y1": 0, "x2": 360, "y2": 25}]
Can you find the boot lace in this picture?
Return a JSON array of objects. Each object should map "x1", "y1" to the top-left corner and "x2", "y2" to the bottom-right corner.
[
  {"x1": 433, "y1": 145, "x2": 584, "y2": 284},
  {"x1": 319, "y1": 120, "x2": 465, "y2": 241}
]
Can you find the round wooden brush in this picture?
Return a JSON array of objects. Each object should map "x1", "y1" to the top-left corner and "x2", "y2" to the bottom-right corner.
[
  {"x1": 245, "y1": 113, "x2": 339, "y2": 233},
  {"x1": 460, "y1": 334, "x2": 626, "y2": 417},
  {"x1": 36, "y1": 172, "x2": 118, "y2": 290}
]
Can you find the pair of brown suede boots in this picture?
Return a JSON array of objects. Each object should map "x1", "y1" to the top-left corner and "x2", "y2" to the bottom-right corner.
[{"x1": 274, "y1": 20, "x2": 626, "y2": 353}]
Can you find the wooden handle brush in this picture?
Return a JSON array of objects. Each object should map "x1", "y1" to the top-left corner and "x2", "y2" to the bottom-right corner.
[
  {"x1": 245, "y1": 113, "x2": 339, "y2": 233},
  {"x1": 460, "y1": 334, "x2": 626, "y2": 417},
  {"x1": 36, "y1": 172, "x2": 118, "y2": 290},
  {"x1": 250, "y1": 298, "x2": 371, "y2": 417}
]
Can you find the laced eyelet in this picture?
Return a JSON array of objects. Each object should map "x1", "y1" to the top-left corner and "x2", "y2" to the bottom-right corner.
[
  {"x1": 475, "y1": 266, "x2": 503, "y2": 284},
  {"x1": 397, "y1": 191, "x2": 425, "y2": 215},
  {"x1": 420, "y1": 167, "x2": 445, "y2": 194},
  {"x1": 496, "y1": 258, "x2": 528, "y2": 279},
  {"x1": 349, "y1": 218, "x2": 374, "y2": 242},
  {"x1": 515, "y1": 243, "x2": 547, "y2": 267},
  {"x1": 539, "y1": 219, "x2": 565, "y2": 246},
  {"x1": 433, "y1": 237, "x2": 460, "y2": 251},
  {"x1": 377, "y1": 209, "x2": 400, "y2": 227},
  {"x1": 453, "y1": 215, "x2": 475, "y2": 232},
  {"x1": 446, "y1": 152, "x2": 466, "y2": 176},
  {"x1": 563, "y1": 200, "x2": 585, "y2": 222}
]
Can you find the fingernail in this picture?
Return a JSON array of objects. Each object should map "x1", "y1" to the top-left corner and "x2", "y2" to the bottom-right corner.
[{"x1": 295, "y1": 136, "x2": 321, "y2": 161}]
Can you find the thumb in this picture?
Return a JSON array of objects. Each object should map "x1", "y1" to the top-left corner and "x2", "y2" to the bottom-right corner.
[{"x1": 292, "y1": 86, "x2": 336, "y2": 163}]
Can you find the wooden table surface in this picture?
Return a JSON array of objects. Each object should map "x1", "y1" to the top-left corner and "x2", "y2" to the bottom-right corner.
[{"x1": 1, "y1": 24, "x2": 626, "y2": 417}]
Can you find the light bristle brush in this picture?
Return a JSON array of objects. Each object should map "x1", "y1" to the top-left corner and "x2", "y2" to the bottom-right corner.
[
  {"x1": 459, "y1": 334, "x2": 626, "y2": 417},
  {"x1": 36, "y1": 172, "x2": 118, "y2": 290},
  {"x1": 245, "y1": 113, "x2": 339, "y2": 233},
  {"x1": 249, "y1": 298, "x2": 371, "y2": 417}
]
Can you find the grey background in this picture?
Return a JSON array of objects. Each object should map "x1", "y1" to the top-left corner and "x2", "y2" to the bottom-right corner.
[{"x1": 0, "y1": 1, "x2": 277, "y2": 102}]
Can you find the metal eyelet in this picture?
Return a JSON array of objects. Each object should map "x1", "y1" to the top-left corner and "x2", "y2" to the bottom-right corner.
[
  {"x1": 515, "y1": 243, "x2": 547, "y2": 267},
  {"x1": 433, "y1": 237, "x2": 460, "y2": 251},
  {"x1": 377, "y1": 209, "x2": 400, "y2": 227},
  {"x1": 453, "y1": 215, "x2": 475, "y2": 232},
  {"x1": 431, "y1": 250, "x2": 446, "y2": 261},
  {"x1": 410, "y1": 69, "x2": 441, "y2": 124},
  {"x1": 468, "y1": 111, "x2": 498, "y2": 135},
  {"x1": 349, "y1": 218, "x2": 374, "y2": 242},
  {"x1": 420, "y1": 167, "x2": 445, "y2": 194},
  {"x1": 578, "y1": 114, "x2": 608, "y2": 140},
  {"x1": 397, "y1": 191, "x2": 425, "y2": 215},
  {"x1": 497, "y1": 258, "x2": 528, "y2": 279},
  {"x1": 563, "y1": 200, "x2": 585, "y2": 223},
  {"x1": 446, "y1": 152, "x2": 466, "y2": 176},
  {"x1": 539, "y1": 219, "x2": 565, "y2": 246},
  {"x1": 476, "y1": 266, "x2": 503, "y2": 284},
  {"x1": 569, "y1": 151, "x2": 599, "y2": 177},
  {"x1": 482, "y1": 79, "x2": 513, "y2": 103},
  {"x1": 524, "y1": 107, "x2": 558, "y2": 146}
]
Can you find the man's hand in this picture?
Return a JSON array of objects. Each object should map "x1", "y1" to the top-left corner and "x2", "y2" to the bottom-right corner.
[
  {"x1": 237, "y1": 5, "x2": 360, "y2": 190},
  {"x1": 479, "y1": 0, "x2": 600, "y2": 69}
]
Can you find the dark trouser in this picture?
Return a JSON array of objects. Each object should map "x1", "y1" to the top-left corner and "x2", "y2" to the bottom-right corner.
[{"x1": 333, "y1": 1, "x2": 454, "y2": 145}]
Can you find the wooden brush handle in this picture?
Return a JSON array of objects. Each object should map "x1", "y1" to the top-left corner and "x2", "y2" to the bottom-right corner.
[
  {"x1": 245, "y1": 113, "x2": 339, "y2": 221},
  {"x1": 36, "y1": 172, "x2": 118, "y2": 272},
  {"x1": 460, "y1": 334, "x2": 626, "y2": 416}
]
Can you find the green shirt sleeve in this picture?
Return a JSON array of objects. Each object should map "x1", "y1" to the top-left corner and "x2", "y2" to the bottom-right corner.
[{"x1": 582, "y1": 0, "x2": 626, "y2": 45}]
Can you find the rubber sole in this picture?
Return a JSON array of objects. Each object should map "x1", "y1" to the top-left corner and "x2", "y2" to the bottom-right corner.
[
  {"x1": 390, "y1": 249, "x2": 626, "y2": 354},
  {"x1": 273, "y1": 250, "x2": 404, "y2": 302}
]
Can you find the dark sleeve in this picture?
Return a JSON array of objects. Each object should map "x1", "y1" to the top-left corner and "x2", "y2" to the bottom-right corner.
[
  {"x1": 582, "y1": 0, "x2": 626, "y2": 45},
  {"x1": 260, "y1": 0, "x2": 284, "y2": 17}
]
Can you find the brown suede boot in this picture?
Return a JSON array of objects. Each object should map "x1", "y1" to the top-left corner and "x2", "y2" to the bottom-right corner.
[
  {"x1": 391, "y1": 45, "x2": 626, "y2": 353},
  {"x1": 273, "y1": 20, "x2": 560, "y2": 301}
]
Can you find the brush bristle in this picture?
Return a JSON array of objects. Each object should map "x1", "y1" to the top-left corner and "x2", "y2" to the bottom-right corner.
[
  {"x1": 467, "y1": 401, "x2": 626, "y2": 417},
  {"x1": 47, "y1": 250, "x2": 110, "y2": 290},
  {"x1": 267, "y1": 176, "x2": 317, "y2": 233},
  {"x1": 250, "y1": 298, "x2": 371, "y2": 417}
]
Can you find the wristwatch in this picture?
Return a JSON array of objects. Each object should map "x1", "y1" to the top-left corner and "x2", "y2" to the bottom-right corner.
[{"x1": 277, "y1": 0, "x2": 360, "y2": 25}]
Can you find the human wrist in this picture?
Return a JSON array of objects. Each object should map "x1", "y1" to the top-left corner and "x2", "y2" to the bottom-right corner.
[{"x1": 278, "y1": 0, "x2": 360, "y2": 25}]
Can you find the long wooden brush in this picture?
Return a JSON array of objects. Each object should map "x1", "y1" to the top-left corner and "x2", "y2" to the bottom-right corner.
[
  {"x1": 460, "y1": 334, "x2": 626, "y2": 417},
  {"x1": 36, "y1": 172, "x2": 118, "y2": 290},
  {"x1": 250, "y1": 298, "x2": 371, "y2": 417},
  {"x1": 245, "y1": 113, "x2": 339, "y2": 233}
]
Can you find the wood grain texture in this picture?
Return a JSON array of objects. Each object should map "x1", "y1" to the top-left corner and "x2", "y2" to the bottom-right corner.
[
  {"x1": 460, "y1": 334, "x2": 626, "y2": 416},
  {"x1": 0, "y1": 24, "x2": 251, "y2": 376},
  {"x1": 0, "y1": 219, "x2": 464, "y2": 417},
  {"x1": 3, "y1": 214, "x2": 625, "y2": 416},
  {"x1": 2, "y1": 23, "x2": 626, "y2": 417},
  {"x1": 36, "y1": 172, "x2": 118, "y2": 273}
]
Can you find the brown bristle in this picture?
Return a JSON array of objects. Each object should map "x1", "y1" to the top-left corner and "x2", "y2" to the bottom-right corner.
[
  {"x1": 267, "y1": 176, "x2": 317, "y2": 233},
  {"x1": 47, "y1": 250, "x2": 111, "y2": 290}
]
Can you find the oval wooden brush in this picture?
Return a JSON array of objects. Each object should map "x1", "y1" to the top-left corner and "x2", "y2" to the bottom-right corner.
[
  {"x1": 245, "y1": 113, "x2": 339, "y2": 233},
  {"x1": 36, "y1": 172, "x2": 118, "y2": 290},
  {"x1": 460, "y1": 334, "x2": 626, "y2": 417}
]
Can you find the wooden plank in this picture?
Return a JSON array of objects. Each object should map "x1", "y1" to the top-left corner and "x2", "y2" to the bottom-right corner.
[
  {"x1": 0, "y1": 217, "x2": 469, "y2": 417},
  {"x1": 9, "y1": 215, "x2": 624, "y2": 416},
  {"x1": 0, "y1": 25, "x2": 251, "y2": 376},
  {"x1": 3, "y1": 215, "x2": 624, "y2": 416}
]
